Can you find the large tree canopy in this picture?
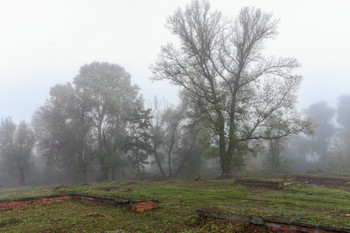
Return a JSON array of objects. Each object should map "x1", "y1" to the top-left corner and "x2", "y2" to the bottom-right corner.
[
  {"x1": 74, "y1": 62, "x2": 151, "y2": 179},
  {"x1": 34, "y1": 62, "x2": 151, "y2": 182},
  {"x1": 33, "y1": 83, "x2": 94, "y2": 183},
  {"x1": 151, "y1": 0, "x2": 311, "y2": 175}
]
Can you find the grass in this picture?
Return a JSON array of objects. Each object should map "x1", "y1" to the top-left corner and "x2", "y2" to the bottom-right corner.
[{"x1": 0, "y1": 174, "x2": 349, "y2": 232}]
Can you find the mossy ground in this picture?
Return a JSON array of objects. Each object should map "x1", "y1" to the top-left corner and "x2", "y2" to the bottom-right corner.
[{"x1": 0, "y1": 174, "x2": 349, "y2": 232}]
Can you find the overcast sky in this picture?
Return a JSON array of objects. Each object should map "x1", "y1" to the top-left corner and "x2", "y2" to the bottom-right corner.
[{"x1": 0, "y1": 0, "x2": 349, "y2": 122}]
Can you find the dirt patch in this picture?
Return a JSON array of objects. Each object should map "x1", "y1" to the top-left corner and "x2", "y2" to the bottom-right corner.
[
  {"x1": 0, "y1": 196, "x2": 70, "y2": 211},
  {"x1": 130, "y1": 200, "x2": 159, "y2": 213},
  {"x1": 75, "y1": 196, "x2": 109, "y2": 206}
]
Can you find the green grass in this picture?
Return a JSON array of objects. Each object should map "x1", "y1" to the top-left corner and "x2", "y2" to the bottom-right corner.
[{"x1": 0, "y1": 175, "x2": 349, "y2": 232}]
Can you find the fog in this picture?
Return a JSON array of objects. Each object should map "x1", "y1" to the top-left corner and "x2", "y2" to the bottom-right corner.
[
  {"x1": 0, "y1": 0, "x2": 349, "y2": 121},
  {"x1": 0, "y1": 0, "x2": 350, "y2": 185}
]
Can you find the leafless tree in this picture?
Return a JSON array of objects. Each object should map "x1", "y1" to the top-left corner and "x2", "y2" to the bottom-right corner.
[
  {"x1": 150, "y1": 97, "x2": 205, "y2": 177},
  {"x1": 151, "y1": 0, "x2": 311, "y2": 175},
  {"x1": 149, "y1": 97, "x2": 168, "y2": 176}
]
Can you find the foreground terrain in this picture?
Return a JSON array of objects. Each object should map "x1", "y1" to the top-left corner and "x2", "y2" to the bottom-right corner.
[{"x1": 0, "y1": 174, "x2": 350, "y2": 232}]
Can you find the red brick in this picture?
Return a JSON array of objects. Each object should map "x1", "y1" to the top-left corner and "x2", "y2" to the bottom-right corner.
[
  {"x1": 130, "y1": 201, "x2": 159, "y2": 213},
  {"x1": 281, "y1": 224, "x2": 290, "y2": 229}
]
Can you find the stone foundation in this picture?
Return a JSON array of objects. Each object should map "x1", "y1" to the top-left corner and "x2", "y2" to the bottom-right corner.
[
  {"x1": 196, "y1": 208, "x2": 350, "y2": 233},
  {"x1": 235, "y1": 179, "x2": 282, "y2": 189},
  {"x1": 0, "y1": 194, "x2": 159, "y2": 213},
  {"x1": 295, "y1": 176, "x2": 350, "y2": 185},
  {"x1": 0, "y1": 195, "x2": 71, "y2": 211}
]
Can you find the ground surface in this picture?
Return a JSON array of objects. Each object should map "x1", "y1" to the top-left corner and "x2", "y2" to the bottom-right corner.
[{"x1": 0, "y1": 174, "x2": 350, "y2": 232}]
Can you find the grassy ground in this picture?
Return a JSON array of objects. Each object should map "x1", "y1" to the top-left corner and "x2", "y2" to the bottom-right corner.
[{"x1": 0, "y1": 175, "x2": 350, "y2": 232}]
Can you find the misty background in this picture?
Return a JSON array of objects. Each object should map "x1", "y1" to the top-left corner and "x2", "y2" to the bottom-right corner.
[
  {"x1": 0, "y1": 0, "x2": 350, "y2": 185},
  {"x1": 0, "y1": 0, "x2": 349, "y2": 122}
]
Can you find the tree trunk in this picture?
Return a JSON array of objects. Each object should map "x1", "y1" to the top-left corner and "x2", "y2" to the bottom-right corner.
[
  {"x1": 99, "y1": 160, "x2": 109, "y2": 181},
  {"x1": 168, "y1": 151, "x2": 172, "y2": 176},
  {"x1": 19, "y1": 169, "x2": 25, "y2": 186},
  {"x1": 101, "y1": 167, "x2": 109, "y2": 180},
  {"x1": 111, "y1": 168, "x2": 115, "y2": 180},
  {"x1": 97, "y1": 123, "x2": 109, "y2": 181},
  {"x1": 174, "y1": 151, "x2": 194, "y2": 178},
  {"x1": 154, "y1": 151, "x2": 166, "y2": 176},
  {"x1": 219, "y1": 138, "x2": 231, "y2": 175},
  {"x1": 175, "y1": 133, "x2": 197, "y2": 178},
  {"x1": 79, "y1": 167, "x2": 88, "y2": 184},
  {"x1": 217, "y1": 116, "x2": 230, "y2": 176}
]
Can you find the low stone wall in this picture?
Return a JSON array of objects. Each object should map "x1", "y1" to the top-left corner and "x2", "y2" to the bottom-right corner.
[
  {"x1": 196, "y1": 208, "x2": 350, "y2": 233},
  {"x1": 295, "y1": 176, "x2": 350, "y2": 185},
  {"x1": 234, "y1": 179, "x2": 281, "y2": 189},
  {"x1": 235, "y1": 176, "x2": 350, "y2": 189},
  {"x1": 0, "y1": 195, "x2": 71, "y2": 211},
  {"x1": 0, "y1": 194, "x2": 159, "y2": 213}
]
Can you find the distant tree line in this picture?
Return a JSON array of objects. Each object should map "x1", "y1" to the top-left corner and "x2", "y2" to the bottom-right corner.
[
  {"x1": 270, "y1": 96, "x2": 350, "y2": 173},
  {"x1": 0, "y1": 120, "x2": 34, "y2": 185}
]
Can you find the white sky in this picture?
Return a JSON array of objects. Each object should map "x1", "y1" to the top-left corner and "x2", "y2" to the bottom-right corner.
[{"x1": 0, "y1": 0, "x2": 349, "y2": 122}]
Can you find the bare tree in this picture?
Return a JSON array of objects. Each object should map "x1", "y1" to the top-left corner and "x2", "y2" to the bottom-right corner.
[
  {"x1": 149, "y1": 97, "x2": 167, "y2": 176},
  {"x1": 150, "y1": 97, "x2": 205, "y2": 177},
  {"x1": 150, "y1": 99, "x2": 189, "y2": 177},
  {"x1": 151, "y1": 0, "x2": 311, "y2": 175},
  {"x1": 163, "y1": 103, "x2": 187, "y2": 176}
]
